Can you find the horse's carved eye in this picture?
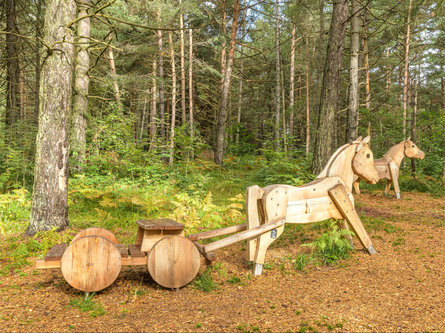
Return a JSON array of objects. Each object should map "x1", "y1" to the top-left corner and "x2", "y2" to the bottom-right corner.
[
  {"x1": 366, "y1": 153, "x2": 370, "y2": 158},
  {"x1": 412, "y1": 145, "x2": 415, "y2": 148}
]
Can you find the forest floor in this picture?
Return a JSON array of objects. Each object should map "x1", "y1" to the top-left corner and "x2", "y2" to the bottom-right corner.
[{"x1": 0, "y1": 190, "x2": 444, "y2": 332}]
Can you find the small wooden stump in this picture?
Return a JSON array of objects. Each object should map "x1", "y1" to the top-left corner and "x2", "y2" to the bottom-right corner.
[
  {"x1": 147, "y1": 236, "x2": 200, "y2": 289},
  {"x1": 72, "y1": 227, "x2": 119, "y2": 245},
  {"x1": 61, "y1": 236, "x2": 122, "y2": 292}
]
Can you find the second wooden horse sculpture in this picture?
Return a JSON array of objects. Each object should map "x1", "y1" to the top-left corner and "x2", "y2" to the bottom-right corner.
[
  {"x1": 244, "y1": 136, "x2": 380, "y2": 275},
  {"x1": 353, "y1": 138, "x2": 425, "y2": 199}
]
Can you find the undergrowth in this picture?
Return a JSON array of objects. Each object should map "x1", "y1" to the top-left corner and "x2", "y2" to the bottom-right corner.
[{"x1": 68, "y1": 293, "x2": 106, "y2": 317}]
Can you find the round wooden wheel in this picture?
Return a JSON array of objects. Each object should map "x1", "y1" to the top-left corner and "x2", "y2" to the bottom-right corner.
[
  {"x1": 72, "y1": 227, "x2": 119, "y2": 245},
  {"x1": 147, "y1": 236, "x2": 200, "y2": 289},
  {"x1": 61, "y1": 236, "x2": 121, "y2": 292}
]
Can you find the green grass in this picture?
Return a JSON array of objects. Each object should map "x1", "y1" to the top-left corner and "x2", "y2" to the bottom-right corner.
[{"x1": 68, "y1": 293, "x2": 106, "y2": 317}]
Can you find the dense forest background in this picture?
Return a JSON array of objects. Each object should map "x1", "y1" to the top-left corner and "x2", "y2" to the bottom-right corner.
[{"x1": 0, "y1": 0, "x2": 444, "y2": 235}]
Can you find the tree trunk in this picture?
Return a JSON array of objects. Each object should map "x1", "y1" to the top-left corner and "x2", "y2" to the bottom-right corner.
[
  {"x1": 362, "y1": 3, "x2": 371, "y2": 137},
  {"x1": 220, "y1": 0, "x2": 227, "y2": 88},
  {"x1": 281, "y1": 64, "x2": 287, "y2": 156},
  {"x1": 108, "y1": 37, "x2": 121, "y2": 104},
  {"x1": 402, "y1": 0, "x2": 413, "y2": 140},
  {"x1": 168, "y1": 31, "x2": 177, "y2": 165},
  {"x1": 410, "y1": 79, "x2": 417, "y2": 174},
  {"x1": 5, "y1": 0, "x2": 21, "y2": 126},
  {"x1": 311, "y1": 0, "x2": 349, "y2": 174},
  {"x1": 274, "y1": 0, "x2": 281, "y2": 150},
  {"x1": 27, "y1": 0, "x2": 76, "y2": 235},
  {"x1": 289, "y1": 24, "x2": 296, "y2": 138},
  {"x1": 149, "y1": 59, "x2": 157, "y2": 151},
  {"x1": 236, "y1": 1, "x2": 246, "y2": 145},
  {"x1": 214, "y1": 0, "x2": 241, "y2": 165},
  {"x1": 71, "y1": 0, "x2": 91, "y2": 172},
  {"x1": 347, "y1": 0, "x2": 360, "y2": 142},
  {"x1": 35, "y1": 0, "x2": 43, "y2": 120},
  {"x1": 305, "y1": 36, "x2": 311, "y2": 157},
  {"x1": 157, "y1": 10, "x2": 165, "y2": 141},
  {"x1": 139, "y1": 96, "x2": 147, "y2": 141},
  {"x1": 178, "y1": 0, "x2": 187, "y2": 124},
  {"x1": 188, "y1": 28, "x2": 194, "y2": 159}
]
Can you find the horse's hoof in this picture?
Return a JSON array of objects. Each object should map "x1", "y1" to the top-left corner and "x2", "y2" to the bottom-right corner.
[{"x1": 367, "y1": 245, "x2": 377, "y2": 255}]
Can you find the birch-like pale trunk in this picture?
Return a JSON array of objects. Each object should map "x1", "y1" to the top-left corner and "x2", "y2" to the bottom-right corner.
[
  {"x1": 139, "y1": 96, "x2": 147, "y2": 141},
  {"x1": 402, "y1": 0, "x2": 413, "y2": 141},
  {"x1": 215, "y1": 0, "x2": 241, "y2": 165},
  {"x1": 179, "y1": 0, "x2": 186, "y2": 123},
  {"x1": 347, "y1": 0, "x2": 360, "y2": 142},
  {"x1": 108, "y1": 37, "x2": 121, "y2": 104},
  {"x1": 27, "y1": 0, "x2": 76, "y2": 235},
  {"x1": 168, "y1": 31, "x2": 177, "y2": 165},
  {"x1": 157, "y1": 9, "x2": 166, "y2": 140},
  {"x1": 274, "y1": 0, "x2": 281, "y2": 149},
  {"x1": 71, "y1": 0, "x2": 91, "y2": 172},
  {"x1": 289, "y1": 24, "x2": 296, "y2": 138},
  {"x1": 362, "y1": 3, "x2": 371, "y2": 137}
]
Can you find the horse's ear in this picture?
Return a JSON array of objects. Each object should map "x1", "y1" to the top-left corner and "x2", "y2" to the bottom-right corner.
[
  {"x1": 356, "y1": 136, "x2": 370, "y2": 152},
  {"x1": 406, "y1": 137, "x2": 411, "y2": 142},
  {"x1": 352, "y1": 136, "x2": 362, "y2": 144}
]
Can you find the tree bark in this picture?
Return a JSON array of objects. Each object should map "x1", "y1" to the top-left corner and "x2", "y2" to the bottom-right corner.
[
  {"x1": 108, "y1": 37, "x2": 121, "y2": 104},
  {"x1": 168, "y1": 31, "x2": 177, "y2": 165},
  {"x1": 214, "y1": 0, "x2": 241, "y2": 165},
  {"x1": 5, "y1": 0, "x2": 21, "y2": 126},
  {"x1": 188, "y1": 28, "x2": 194, "y2": 159},
  {"x1": 402, "y1": 0, "x2": 413, "y2": 140},
  {"x1": 347, "y1": 0, "x2": 360, "y2": 142},
  {"x1": 274, "y1": 0, "x2": 281, "y2": 149},
  {"x1": 34, "y1": 0, "x2": 43, "y2": 120},
  {"x1": 311, "y1": 0, "x2": 349, "y2": 174},
  {"x1": 71, "y1": 0, "x2": 91, "y2": 172},
  {"x1": 289, "y1": 24, "x2": 296, "y2": 138},
  {"x1": 236, "y1": 1, "x2": 246, "y2": 145},
  {"x1": 305, "y1": 36, "x2": 311, "y2": 157},
  {"x1": 410, "y1": 78, "x2": 417, "y2": 174},
  {"x1": 362, "y1": 3, "x2": 371, "y2": 137},
  {"x1": 149, "y1": 59, "x2": 157, "y2": 151},
  {"x1": 157, "y1": 9, "x2": 165, "y2": 140},
  {"x1": 220, "y1": 0, "x2": 227, "y2": 88},
  {"x1": 27, "y1": 0, "x2": 76, "y2": 235},
  {"x1": 179, "y1": 0, "x2": 186, "y2": 124}
]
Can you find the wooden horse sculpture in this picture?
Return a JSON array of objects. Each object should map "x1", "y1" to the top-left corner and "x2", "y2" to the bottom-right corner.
[
  {"x1": 245, "y1": 136, "x2": 380, "y2": 276},
  {"x1": 352, "y1": 138, "x2": 425, "y2": 199}
]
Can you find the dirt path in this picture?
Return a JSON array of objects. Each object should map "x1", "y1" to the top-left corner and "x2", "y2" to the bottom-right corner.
[{"x1": 1, "y1": 191, "x2": 444, "y2": 332}]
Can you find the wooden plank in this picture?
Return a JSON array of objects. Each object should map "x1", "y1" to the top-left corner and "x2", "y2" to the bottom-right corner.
[
  {"x1": 116, "y1": 244, "x2": 129, "y2": 258},
  {"x1": 121, "y1": 256, "x2": 146, "y2": 266},
  {"x1": 136, "y1": 219, "x2": 184, "y2": 230},
  {"x1": 128, "y1": 244, "x2": 145, "y2": 257},
  {"x1": 246, "y1": 185, "x2": 264, "y2": 262},
  {"x1": 147, "y1": 236, "x2": 200, "y2": 289},
  {"x1": 187, "y1": 224, "x2": 247, "y2": 242},
  {"x1": 203, "y1": 218, "x2": 285, "y2": 253},
  {"x1": 35, "y1": 259, "x2": 61, "y2": 269},
  {"x1": 61, "y1": 236, "x2": 122, "y2": 292},
  {"x1": 140, "y1": 229, "x2": 184, "y2": 252},
  {"x1": 328, "y1": 184, "x2": 376, "y2": 255},
  {"x1": 192, "y1": 241, "x2": 216, "y2": 261},
  {"x1": 44, "y1": 243, "x2": 67, "y2": 261}
]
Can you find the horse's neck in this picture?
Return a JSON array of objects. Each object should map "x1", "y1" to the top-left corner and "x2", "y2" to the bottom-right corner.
[
  {"x1": 321, "y1": 145, "x2": 356, "y2": 192},
  {"x1": 385, "y1": 143, "x2": 405, "y2": 167}
]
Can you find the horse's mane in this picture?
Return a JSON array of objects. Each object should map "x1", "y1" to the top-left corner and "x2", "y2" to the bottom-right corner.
[
  {"x1": 383, "y1": 141, "x2": 404, "y2": 158},
  {"x1": 316, "y1": 143, "x2": 353, "y2": 178}
]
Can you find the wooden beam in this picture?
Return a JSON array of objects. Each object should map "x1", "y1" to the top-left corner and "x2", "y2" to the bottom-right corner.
[
  {"x1": 193, "y1": 241, "x2": 216, "y2": 261},
  {"x1": 188, "y1": 224, "x2": 247, "y2": 241},
  {"x1": 203, "y1": 218, "x2": 285, "y2": 253},
  {"x1": 328, "y1": 184, "x2": 376, "y2": 254}
]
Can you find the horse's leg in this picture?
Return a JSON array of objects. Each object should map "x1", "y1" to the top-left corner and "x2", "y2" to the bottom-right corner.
[
  {"x1": 246, "y1": 185, "x2": 265, "y2": 262},
  {"x1": 389, "y1": 162, "x2": 401, "y2": 199},
  {"x1": 253, "y1": 187, "x2": 288, "y2": 276},
  {"x1": 328, "y1": 184, "x2": 376, "y2": 254},
  {"x1": 352, "y1": 179, "x2": 361, "y2": 195},
  {"x1": 337, "y1": 220, "x2": 354, "y2": 248}
]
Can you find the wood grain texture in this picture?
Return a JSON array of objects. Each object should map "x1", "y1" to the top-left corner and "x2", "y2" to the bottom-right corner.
[
  {"x1": 44, "y1": 243, "x2": 67, "y2": 261},
  {"x1": 188, "y1": 224, "x2": 246, "y2": 242},
  {"x1": 139, "y1": 228, "x2": 184, "y2": 252},
  {"x1": 147, "y1": 236, "x2": 200, "y2": 289},
  {"x1": 72, "y1": 228, "x2": 119, "y2": 244},
  {"x1": 246, "y1": 185, "x2": 264, "y2": 262},
  {"x1": 61, "y1": 236, "x2": 121, "y2": 292},
  {"x1": 136, "y1": 219, "x2": 184, "y2": 230}
]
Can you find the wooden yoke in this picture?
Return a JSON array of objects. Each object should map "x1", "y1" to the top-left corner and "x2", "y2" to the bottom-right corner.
[
  {"x1": 252, "y1": 186, "x2": 288, "y2": 276},
  {"x1": 246, "y1": 185, "x2": 265, "y2": 261},
  {"x1": 328, "y1": 184, "x2": 376, "y2": 255}
]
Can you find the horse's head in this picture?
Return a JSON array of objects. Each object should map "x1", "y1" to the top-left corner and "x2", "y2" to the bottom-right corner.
[
  {"x1": 404, "y1": 138, "x2": 425, "y2": 160},
  {"x1": 352, "y1": 136, "x2": 379, "y2": 184}
]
